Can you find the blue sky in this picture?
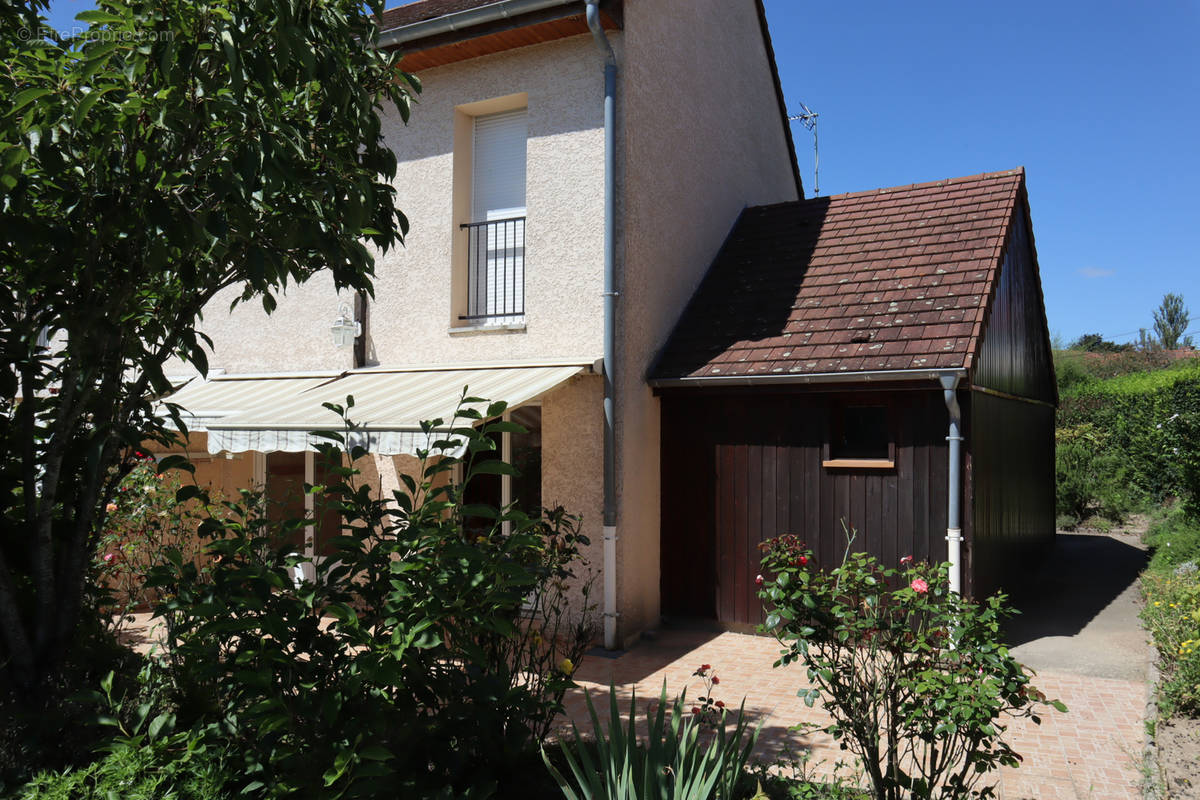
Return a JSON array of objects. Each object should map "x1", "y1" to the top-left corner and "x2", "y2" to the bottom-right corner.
[
  {"x1": 42, "y1": 0, "x2": 1200, "y2": 345},
  {"x1": 763, "y1": 0, "x2": 1200, "y2": 346}
]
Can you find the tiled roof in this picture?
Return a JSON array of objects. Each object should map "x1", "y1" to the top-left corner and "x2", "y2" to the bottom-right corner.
[
  {"x1": 651, "y1": 169, "x2": 1025, "y2": 381},
  {"x1": 379, "y1": 0, "x2": 500, "y2": 31}
]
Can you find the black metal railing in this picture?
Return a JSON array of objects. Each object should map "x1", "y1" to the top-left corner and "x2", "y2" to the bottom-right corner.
[{"x1": 460, "y1": 216, "x2": 525, "y2": 322}]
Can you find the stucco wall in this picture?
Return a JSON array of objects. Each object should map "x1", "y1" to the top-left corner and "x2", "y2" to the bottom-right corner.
[
  {"x1": 368, "y1": 35, "x2": 609, "y2": 368},
  {"x1": 541, "y1": 373, "x2": 605, "y2": 633},
  {"x1": 613, "y1": 0, "x2": 801, "y2": 643},
  {"x1": 167, "y1": 35, "x2": 610, "y2": 378}
]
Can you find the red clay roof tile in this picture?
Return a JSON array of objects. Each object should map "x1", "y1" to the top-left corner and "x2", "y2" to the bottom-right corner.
[{"x1": 650, "y1": 169, "x2": 1023, "y2": 380}]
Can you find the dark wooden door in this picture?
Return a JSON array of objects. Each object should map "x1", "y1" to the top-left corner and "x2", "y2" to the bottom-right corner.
[{"x1": 661, "y1": 389, "x2": 952, "y2": 627}]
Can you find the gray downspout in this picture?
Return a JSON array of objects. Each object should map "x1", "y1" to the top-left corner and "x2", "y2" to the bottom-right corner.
[
  {"x1": 585, "y1": 0, "x2": 619, "y2": 650},
  {"x1": 939, "y1": 373, "x2": 964, "y2": 594}
]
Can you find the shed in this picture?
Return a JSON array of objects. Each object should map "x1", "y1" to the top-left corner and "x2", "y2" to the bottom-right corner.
[{"x1": 648, "y1": 168, "x2": 1056, "y2": 627}]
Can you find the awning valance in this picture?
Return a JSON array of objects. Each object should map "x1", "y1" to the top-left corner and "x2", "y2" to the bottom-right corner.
[{"x1": 161, "y1": 363, "x2": 589, "y2": 457}]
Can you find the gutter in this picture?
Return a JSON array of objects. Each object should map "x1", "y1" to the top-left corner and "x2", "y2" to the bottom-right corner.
[
  {"x1": 378, "y1": 0, "x2": 580, "y2": 49},
  {"x1": 649, "y1": 367, "x2": 967, "y2": 389},
  {"x1": 584, "y1": 0, "x2": 620, "y2": 651}
]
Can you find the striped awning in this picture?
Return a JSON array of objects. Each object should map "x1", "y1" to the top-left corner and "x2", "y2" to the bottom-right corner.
[{"x1": 161, "y1": 363, "x2": 590, "y2": 456}]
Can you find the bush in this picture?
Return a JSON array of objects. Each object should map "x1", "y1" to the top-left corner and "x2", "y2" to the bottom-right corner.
[
  {"x1": 94, "y1": 454, "x2": 222, "y2": 615},
  {"x1": 759, "y1": 532, "x2": 1064, "y2": 800},
  {"x1": 1054, "y1": 424, "x2": 1135, "y2": 522},
  {"x1": 148, "y1": 397, "x2": 596, "y2": 798}
]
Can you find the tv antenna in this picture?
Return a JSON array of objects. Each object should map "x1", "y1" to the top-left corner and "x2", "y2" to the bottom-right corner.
[{"x1": 788, "y1": 102, "x2": 820, "y2": 196}]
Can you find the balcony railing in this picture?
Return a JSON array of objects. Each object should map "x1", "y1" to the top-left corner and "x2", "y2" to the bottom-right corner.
[{"x1": 460, "y1": 216, "x2": 525, "y2": 323}]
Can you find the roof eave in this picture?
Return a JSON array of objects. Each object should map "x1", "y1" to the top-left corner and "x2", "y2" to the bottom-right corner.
[{"x1": 649, "y1": 367, "x2": 967, "y2": 390}]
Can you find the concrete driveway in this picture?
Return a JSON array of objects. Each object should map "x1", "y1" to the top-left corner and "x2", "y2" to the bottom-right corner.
[{"x1": 566, "y1": 528, "x2": 1153, "y2": 800}]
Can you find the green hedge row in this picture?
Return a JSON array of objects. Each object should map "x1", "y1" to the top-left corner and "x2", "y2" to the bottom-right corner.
[{"x1": 1057, "y1": 362, "x2": 1200, "y2": 518}]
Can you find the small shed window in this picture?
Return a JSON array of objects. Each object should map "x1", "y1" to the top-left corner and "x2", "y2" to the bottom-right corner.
[{"x1": 824, "y1": 404, "x2": 894, "y2": 468}]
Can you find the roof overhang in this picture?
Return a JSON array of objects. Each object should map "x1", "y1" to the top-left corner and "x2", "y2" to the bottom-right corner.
[
  {"x1": 162, "y1": 361, "x2": 595, "y2": 456},
  {"x1": 649, "y1": 367, "x2": 968, "y2": 390},
  {"x1": 379, "y1": 0, "x2": 622, "y2": 71}
]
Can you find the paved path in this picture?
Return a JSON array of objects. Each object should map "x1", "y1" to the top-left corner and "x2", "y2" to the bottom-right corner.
[{"x1": 564, "y1": 529, "x2": 1152, "y2": 799}]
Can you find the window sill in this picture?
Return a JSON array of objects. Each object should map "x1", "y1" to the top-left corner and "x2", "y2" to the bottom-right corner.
[
  {"x1": 448, "y1": 321, "x2": 527, "y2": 336},
  {"x1": 822, "y1": 458, "x2": 895, "y2": 470}
]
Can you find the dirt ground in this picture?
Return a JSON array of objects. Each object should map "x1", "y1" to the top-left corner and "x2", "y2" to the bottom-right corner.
[{"x1": 1154, "y1": 716, "x2": 1200, "y2": 799}]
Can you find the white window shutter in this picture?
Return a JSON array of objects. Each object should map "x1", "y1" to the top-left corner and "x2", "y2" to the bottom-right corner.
[{"x1": 473, "y1": 109, "x2": 527, "y2": 221}]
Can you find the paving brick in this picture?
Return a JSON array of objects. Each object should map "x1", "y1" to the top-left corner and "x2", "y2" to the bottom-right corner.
[{"x1": 559, "y1": 630, "x2": 1145, "y2": 800}]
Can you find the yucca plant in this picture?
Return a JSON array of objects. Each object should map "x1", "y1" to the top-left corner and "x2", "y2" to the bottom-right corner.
[{"x1": 543, "y1": 683, "x2": 758, "y2": 800}]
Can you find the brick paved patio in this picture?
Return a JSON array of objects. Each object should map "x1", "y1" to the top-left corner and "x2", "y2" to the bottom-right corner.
[{"x1": 561, "y1": 628, "x2": 1148, "y2": 800}]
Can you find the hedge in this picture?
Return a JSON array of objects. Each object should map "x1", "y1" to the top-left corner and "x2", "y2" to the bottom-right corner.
[{"x1": 1057, "y1": 360, "x2": 1200, "y2": 514}]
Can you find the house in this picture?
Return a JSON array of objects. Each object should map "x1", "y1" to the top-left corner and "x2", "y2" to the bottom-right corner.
[
  {"x1": 649, "y1": 168, "x2": 1057, "y2": 627},
  {"x1": 157, "y1": 0, "x2": 803, "y2": 648}
]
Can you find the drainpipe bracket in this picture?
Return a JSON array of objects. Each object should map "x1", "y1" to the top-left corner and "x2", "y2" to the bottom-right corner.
[{"x1": 946, "y1": 527, "x2": 963, "y2": 542}]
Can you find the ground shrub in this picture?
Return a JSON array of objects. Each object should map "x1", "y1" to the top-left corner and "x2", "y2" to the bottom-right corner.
[
  {"x1": 1141, "y1": 507, "x2": 1200, "y2": 716},
  {"x1": 148, "y1": 398, "x2": 596, "y2": 799},
  {"x1": 0, "y1": 618, "x2": 142, "y2": 792},
  {"x1": 15, "y1": 731, "x2": 230, "y2": 800},
  {"x1": 759, "y1": 532, "x2": 1064, "y2": 800}
]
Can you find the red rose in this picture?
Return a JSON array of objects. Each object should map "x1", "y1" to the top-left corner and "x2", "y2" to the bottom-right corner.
[
  {"x1": 691, "y1": 707, "x2": 701, "y2": 715},
  {"x1": 700, "y1": 664, "x2": 711, "y2": 671},
  {"x1": 755, "y1": 574, "x2": 764, "y2": 586},
  {"x1": 711, "y1": 676, "x2": 720, "y2": 685},
  {"x1": 715, "y1": 700, "x2": 725, "y2": 709},
  {"x1": 798, "y1": 555, "x2": 808, "y2": 566}
]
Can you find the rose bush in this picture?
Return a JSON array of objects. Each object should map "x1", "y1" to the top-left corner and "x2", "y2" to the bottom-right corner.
[{"x1": 759, "y1": 532, "x2": 1065, "y2": 800}]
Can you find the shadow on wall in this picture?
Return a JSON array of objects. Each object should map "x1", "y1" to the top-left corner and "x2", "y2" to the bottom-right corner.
[
  {"x1": 649, "y1": 196, "x2": 832, "y2": 381},
  {"x1": 1000, "y1": 532, "x2": 1147, "y2": 648}
]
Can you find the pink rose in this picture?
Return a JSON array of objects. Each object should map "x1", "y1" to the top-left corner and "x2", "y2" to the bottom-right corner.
[
  {"x1": 755, "y1": 574, "x2": 764, "y2": 586},
  {"x1": 910, "y1": 578, "x2": 929, "y2": 594},
  {"x1": 103, "y1": 552, "x2": 117, "y2": 564},
  {"x1": 105, "y1": 503, "x2": 118, "y2": 513},
  {"x1": 900, "y1": 555, "x2": 913, "y2": 566}
]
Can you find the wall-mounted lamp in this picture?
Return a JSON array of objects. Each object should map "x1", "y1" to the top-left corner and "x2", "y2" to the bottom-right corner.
[{"x1": 330, "y1": 302, "x2": 361, "y2": 349}]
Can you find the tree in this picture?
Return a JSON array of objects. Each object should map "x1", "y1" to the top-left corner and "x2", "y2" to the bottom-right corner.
[
  {"x1": 1068, "y1": 332, "x2": 1129, "y2": 353},
  {"x1": 1153, "y1": 293, "x2": 1193, "y2": 350},
  {"x1": 0, "y1": 0, "x2": 417, "y2": 694}
]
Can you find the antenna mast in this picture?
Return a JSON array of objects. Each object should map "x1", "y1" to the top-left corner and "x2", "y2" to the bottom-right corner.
[{"x1": 788, "y1": 102, "x2": 820, "y2": 196}]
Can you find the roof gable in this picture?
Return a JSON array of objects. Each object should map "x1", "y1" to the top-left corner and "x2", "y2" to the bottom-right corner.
[{"x1": 650, "y1": 169, "x2": 1025, "y2": 382}]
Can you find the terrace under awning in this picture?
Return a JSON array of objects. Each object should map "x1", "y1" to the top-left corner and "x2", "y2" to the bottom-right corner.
[{"x1": 160, "y1": 362, "x2": 592, "y2": 457}]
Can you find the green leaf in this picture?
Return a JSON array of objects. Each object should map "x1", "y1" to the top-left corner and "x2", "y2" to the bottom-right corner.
[
  {"x1": 75, "y1": 9, "x2": 124, "y2": 23},
  {"x1": 8, "y1": 88, "x2": 51, "y2": 117}
]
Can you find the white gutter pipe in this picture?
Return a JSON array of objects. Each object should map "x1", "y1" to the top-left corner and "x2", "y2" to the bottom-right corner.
[
  {"x1": 584, "y1": 0, "x2": 619, "y2": 650},
  {"x1": 377, "y1": 0, "x2": 578, "y2": 49},
  {"x1": 939, "y1": 373, "x2": 964, "y2": 594}
]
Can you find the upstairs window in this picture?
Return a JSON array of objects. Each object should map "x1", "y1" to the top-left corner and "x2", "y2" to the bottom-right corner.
[{"x1": 462, "y1": 108, "x2": 527, "y2": 325}]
